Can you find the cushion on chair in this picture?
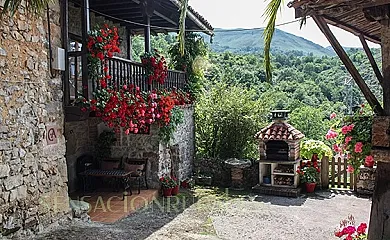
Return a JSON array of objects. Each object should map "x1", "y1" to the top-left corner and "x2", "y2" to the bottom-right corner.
[
  {"x1": 124, "y1": 163, "x2": 144, "y2": 176},
  {"x1": 100, "y1": 161, "x2": 120, "y2": 170}
]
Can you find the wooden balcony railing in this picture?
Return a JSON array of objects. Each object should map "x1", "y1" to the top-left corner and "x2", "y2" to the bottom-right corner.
[{"x1": 66, "y1": 55, "x2": 187, "y2": 106}]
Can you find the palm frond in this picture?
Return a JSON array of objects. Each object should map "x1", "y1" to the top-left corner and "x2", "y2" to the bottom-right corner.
[
  {"x1": 263, "y1": 0, "x2": 283, "y2": 81},
  {"x1": 1, "y1": 0, "x2": 53, "y2": 17},
  {"x1": 178, "y1": 0, "x2": 188, "y2": 56}
]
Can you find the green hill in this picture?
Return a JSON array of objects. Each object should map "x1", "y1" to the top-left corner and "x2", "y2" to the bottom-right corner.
[{"x1": 207, "y1": 28, "x2": 335, "y2": 56}]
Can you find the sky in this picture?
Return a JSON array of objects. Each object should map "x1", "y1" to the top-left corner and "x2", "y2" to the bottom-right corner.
[{"x1": 190, "y1": 0, "x2": 379, "y2": 48}]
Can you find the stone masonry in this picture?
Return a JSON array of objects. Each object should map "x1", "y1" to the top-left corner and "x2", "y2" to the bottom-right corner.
[{"x1": 0, "y1": 1, "x2": 70, "y2": 238}]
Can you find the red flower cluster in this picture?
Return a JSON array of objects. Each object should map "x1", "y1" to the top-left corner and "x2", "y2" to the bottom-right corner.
[
  {"x1": 87, "y1": 24, "x2": 120, "y2": 60},
  {"x1": 91, "y1": 85, "x2": 157, "y2": 134},
  {"x1": 140, "y1": 50, "x2": 168, "y2": 85},
  {"x1": 89, "y1": 85, "x2": 192, "y2": 134},
  {"x1": 334, "y1": 215, "x2": 367, "y2": 240},
  {"x1": 169, "y1": 88, "x2": 194, "y2": 105}
]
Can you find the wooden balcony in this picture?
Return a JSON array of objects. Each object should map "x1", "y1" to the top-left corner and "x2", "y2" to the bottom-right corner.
[{"x1": 65, "y1": 53, "x2": 187, "y2": 106}]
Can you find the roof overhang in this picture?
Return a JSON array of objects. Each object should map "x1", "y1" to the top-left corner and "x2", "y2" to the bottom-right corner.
[
  {"x1": 76, "y1": 0, "x2": 214, "y2": 35},
  {"x1": 288, "y1": 0, "x2": 390, "y2": 44}
]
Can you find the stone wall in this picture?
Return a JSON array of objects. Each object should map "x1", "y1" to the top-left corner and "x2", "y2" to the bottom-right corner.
[
  {"x1": 65, "y1": 118, "x2": 100, "y2": 193},
  {"x1": 171, "y1": 105, "x2": 196, "y2": 180},
  {"x1": 0, "y1": 1, "x2": 70, "y2": 237}
]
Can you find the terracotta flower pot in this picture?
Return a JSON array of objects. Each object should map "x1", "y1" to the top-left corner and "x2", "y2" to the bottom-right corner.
[
  {"x1": 163, "y1": 188, "x2": 172, "y2": 197},
  {"x1": 171, "y1": 185, "x2": 179, "y2": 195},
  {"x1": 305, "y1": 182, "x2": 316, "y2": 193}
]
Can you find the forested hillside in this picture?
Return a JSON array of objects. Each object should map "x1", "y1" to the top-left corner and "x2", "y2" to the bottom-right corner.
[
  {"x1": 132, "y1": 33, "x2": 382, "y2": 159},
  {"x1": 205, "y1": 28, "x2": 335, "y2": 56}
]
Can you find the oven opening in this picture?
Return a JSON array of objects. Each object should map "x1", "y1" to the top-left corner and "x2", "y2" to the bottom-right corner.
[{"x1": 266, "y1": 141, "x2": 289, "y2": 161}]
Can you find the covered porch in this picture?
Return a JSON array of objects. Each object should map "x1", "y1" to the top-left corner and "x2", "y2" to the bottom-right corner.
[{"x1": 62, "y1": 0, "x2": 214, "y2": 107}]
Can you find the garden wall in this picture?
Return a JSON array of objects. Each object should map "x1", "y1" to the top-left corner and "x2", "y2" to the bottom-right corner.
[{"x1": 0, "y1": 1, "x2": 70, "y2": 237}]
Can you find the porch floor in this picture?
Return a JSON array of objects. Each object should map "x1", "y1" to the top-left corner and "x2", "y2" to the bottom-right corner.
[{"x1": 71, "y1": 189, "x2": 159, "y2": 223}]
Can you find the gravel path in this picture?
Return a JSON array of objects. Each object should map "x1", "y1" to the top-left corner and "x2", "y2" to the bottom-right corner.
[{"x1": 32, "y1": 189, "x2": 371, "y2": 240}]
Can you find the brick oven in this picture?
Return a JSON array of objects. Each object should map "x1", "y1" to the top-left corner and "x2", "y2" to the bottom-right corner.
[{"x1": 254, "y1": 110, "x2": 304, "y2": 191}]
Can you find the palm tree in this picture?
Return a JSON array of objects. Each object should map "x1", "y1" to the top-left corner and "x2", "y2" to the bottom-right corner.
[
  {"x1": 178, "y1": 0, "x2": 188, "y2": 56},
  {"x1": 263, "y1": 0, "x2": 284, "y2": 81},
  {"x1": 1, "y1": 0, "x2": 52, "y2": 17}
]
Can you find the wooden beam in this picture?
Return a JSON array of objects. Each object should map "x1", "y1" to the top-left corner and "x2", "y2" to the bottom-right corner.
[
  {"x1": 131, "y1": 0, "x2": 178, "y2": 26},
  {"x1": 61, "y1": 0, "x2": 70, "y2": 106},
  {"x1": 323, "y1": 15, "x2": 381, "y2": 44},
  {"x1": 313, "y1": 15, "x2": 384, "y2": 115},
  {"x1": 126, "y1": 27, "x2": 133, "y2": 60},
  {"x1": 359, "y1": 34, "x2": 384, "y2": 86},
  {"x1": 81, "y1": 0, "x2": 90, "y2": 99},
  {"x1": 144, "y1": 15, "x2": 151, "y2": 53}
]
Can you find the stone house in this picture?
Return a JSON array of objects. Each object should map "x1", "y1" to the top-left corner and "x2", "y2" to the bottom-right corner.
[{"x1": 0, "y1": 0, "x2": 212, "y2": 237}]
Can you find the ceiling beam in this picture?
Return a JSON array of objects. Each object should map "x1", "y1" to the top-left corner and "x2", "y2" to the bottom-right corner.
[
  {"x1": 322, "y1": 15, "x2": 381, "y2": 44},
  {"x1": 313, "y1": 15, "x2": 384, "y2": 115},
  {"x1": 131, "y1": 0, "x2": 178, "y2": 26}
]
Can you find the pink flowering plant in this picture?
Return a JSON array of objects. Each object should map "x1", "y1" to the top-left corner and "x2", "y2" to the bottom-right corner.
[
  {"x1": 334, "y1": 215, "x2": 368, "y2": 239},
  {"x1": 326, "y1": 105, "x2": 374, "y2": 174}
]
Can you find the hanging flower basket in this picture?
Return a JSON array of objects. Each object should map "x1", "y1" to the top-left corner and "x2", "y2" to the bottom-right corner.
[{"x1": 140, "y1": 50, "x2": 168, "y2": 85}]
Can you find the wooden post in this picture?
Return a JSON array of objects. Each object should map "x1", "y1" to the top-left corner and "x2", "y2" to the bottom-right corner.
[
  {"x1": 313, "y1": 15, "x2": 384, "y2": 116},
  {"x1": 144, "y1": 15, "x2": 151, "y2": 53},
  {"x1": 331, "y1": 156, "x2": 335, "y2": 187},
  {"x1": 359, "y1": 35, "x2": 383, "y2": 86},
  {"x1": 321, "y1": 156, "x2": 329, "y2": 189},
  {"x1": 337, "y1": 157, "x2": 342, "y2": 188},
  {"x1": 126, "y1": 27, "x2": 133, "y2": 61},
  {"x1": 61, "y1": 0, "x2": 70, "y2": 106},
  {"x1": 368, "y1": 20, "x2": 390, "y2": 239},
  {"x1": 81, "y1": 0, "x2": 90, "y2": 99}
]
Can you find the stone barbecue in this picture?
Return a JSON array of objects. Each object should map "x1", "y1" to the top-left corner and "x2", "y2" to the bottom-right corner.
[{"x1": 253, "y1": 110, "x2": 304, "y2": 195}]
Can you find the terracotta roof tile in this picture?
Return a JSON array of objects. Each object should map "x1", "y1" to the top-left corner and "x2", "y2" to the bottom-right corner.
[{"x1": 255, "y1": 122, "x2": 305, "y2": 141}]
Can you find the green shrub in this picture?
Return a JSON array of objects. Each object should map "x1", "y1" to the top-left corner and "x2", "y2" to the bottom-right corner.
[{"x1": 195, "y1": 82, "x2": 268, "y2": 159}]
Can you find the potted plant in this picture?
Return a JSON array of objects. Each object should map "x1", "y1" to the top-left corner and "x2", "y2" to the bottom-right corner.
[
  {"x1": 95, "y1": 130, "x2": 116, "y2": 162},
  {"x1": 159, "y1": 176, "x2": 176, "y2": 197},
  {"x1": 171, "y1": 176, "x2": 179, "y2": 195},
  {"x1": 297, "y1": 160, "x2": 320, "y2": 193},
  {"x1": 300, "y1": 139, "x2": 333, "y2": 161}
]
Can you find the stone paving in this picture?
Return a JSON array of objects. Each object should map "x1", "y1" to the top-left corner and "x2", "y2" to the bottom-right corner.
[{"x1": 31, "y1": 189, "x2": 371, "y2": 240}]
